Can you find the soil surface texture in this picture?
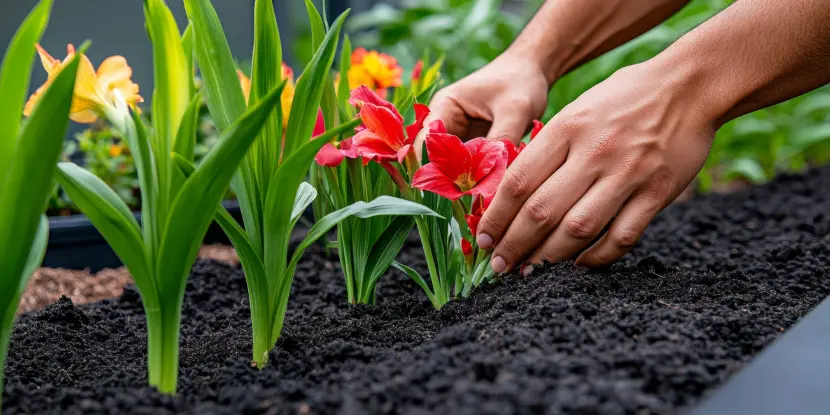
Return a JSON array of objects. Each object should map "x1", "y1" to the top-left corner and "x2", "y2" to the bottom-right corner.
[{"x1": 4, "y1": 167, "x2": 830, "y2": 414}]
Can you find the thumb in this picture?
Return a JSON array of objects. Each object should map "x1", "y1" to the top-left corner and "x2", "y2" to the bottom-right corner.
[{"x1": 486, "y1": 106, "x2": 531, "y2": 145}]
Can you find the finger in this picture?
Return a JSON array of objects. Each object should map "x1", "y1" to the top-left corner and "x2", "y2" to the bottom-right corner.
[
  {"x1": 425, "y1": 91, "x2": 470, "y2": 138},
  {"x1": 476, "y1": 122, "x2": 570, "y2": 254},
  {"x1": 574, "y1": 191, "x2": 665, "y2": 269},
  {"x1": 489, "y1": 159, "x2": 596, "y2": 273},
  {"x1": 524, "y1": 177, "x2": 635, "y2": 270},
  {"x1": 486, "y1": 104, "x2": 531, "y2": 145}
]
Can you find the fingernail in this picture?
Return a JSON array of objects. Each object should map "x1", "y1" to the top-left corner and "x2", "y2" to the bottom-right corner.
[
  {"x1": 477, "y1": 233, "x2": 494, "y2": 249},
  {"x1": 491, "y1": 256, "x2": 506, "y2": 273},
  {"x1": 521, "y1": 264, "x2": 534, "y2": 277}
]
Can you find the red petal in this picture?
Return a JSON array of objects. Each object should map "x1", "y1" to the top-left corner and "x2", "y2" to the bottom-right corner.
[
  {"x1": 465, "y1": 213, "x2": 481, "y2": 235},
  {"x1": 501, "y1": 139, "x2": 519, "y2": 166},
  {"x1": 461, "y1": 238, "x2": 473, "y2": 255},
  {"x1": 359, "y1": 103, "x2": 406, "y2": 150},
  {"x1": 411, "y1": 60, "x2": 423, "y2": 81},
  {"x1": 349, "y1": 85, "x2": 403, "y2": 123},
  {"x1": 315, "y1": 143, "x2": 346, "y2": 166},
  {"x1": 312, "y1": 109, "x2": 326, "y2": 138},
  {"x1": 412, "y1": 163, "x2": 464, "y2": 200},
  {"x1": 404, "y1": 103, "x2": 430, "y2": 145},
  {"x1": 465, "y1": 138, "x2": 504, "y2": 182},
  {"x1": 429, "y1": 119, "x2": 447, "y2": 134},
  {"x1": 395, "y1": 144, "x2": 412, "y2": 163},
  {"x1": 425, "y1": 133, "x2": 470, "y2": 182},
  {"x1": 466, "y1": 152, "x2": 506, "y2": 199},
  {"x1": 530, "y1": 120, "x2": 544, "y2": 140},
  {"x1": 352, "y1": 129, "x2": 398, "y2": 162},
  {"x1": 339, "y1": 137, "x2": 358, "y2": 159}
]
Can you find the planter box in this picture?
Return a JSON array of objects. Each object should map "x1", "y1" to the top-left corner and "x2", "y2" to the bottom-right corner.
[{"x1": 43, "y1": 199, "x2": 243, "y2": 272}]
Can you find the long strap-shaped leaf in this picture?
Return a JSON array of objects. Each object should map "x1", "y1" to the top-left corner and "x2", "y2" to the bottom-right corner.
[
  {"x1": 0, "y1": 43, "x2": 82, "y2": 312},
  {"x1": 0, "y1": 0, "x2": 51, "y2": 175},
  {"x1": 156, "y1": 83, "x2": 284, "y2": 298},
  {"x1": 55, "y1": 163, "x2": 154, "y2": 294}
]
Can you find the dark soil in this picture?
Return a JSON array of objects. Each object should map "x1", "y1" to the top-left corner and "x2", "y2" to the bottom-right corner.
[{"x1": 5, "y1": 166, "x2": 830, "y2": 414}]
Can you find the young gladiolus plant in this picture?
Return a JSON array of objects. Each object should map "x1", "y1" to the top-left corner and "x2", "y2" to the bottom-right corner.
[
  {"x1": 0, "y1": 1, "x2": 82, "y2": 408},
  {"x1": 310, "y1": 45, "x2": 445, "y2": 304},
  {"x1": 183, "y1": 0, "x2": 438, "y2": 368},
  {"x1": 46, "y1": 0, "x2": 285, "y2": 394}
]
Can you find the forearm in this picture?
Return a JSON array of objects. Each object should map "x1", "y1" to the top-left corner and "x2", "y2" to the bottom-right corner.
[
  {"x1": 649, "y1": 0, "x2": 830, "y2": 127},
  {"x1": 508, "y1": 0, "x2": 691, "y2": 84}
]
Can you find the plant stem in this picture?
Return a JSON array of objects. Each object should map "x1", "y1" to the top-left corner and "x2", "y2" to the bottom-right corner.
[
  {"x1": 414, "y1": 217, "x2": 446, "y2": 308},
  {"x1": 249, "y1": 284, "x2": 272, "y2": 368},
  {"x1": 153, "y1": 301, "x2": 183, "y2": 394},
  {"x1": 144, "y1": 305, "x2": 163, "y2": 387}
]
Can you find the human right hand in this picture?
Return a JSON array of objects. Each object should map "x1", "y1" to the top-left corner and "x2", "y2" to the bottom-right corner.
[{"x1": 423, "y1": 52, "x2": 550, "y2": 148}]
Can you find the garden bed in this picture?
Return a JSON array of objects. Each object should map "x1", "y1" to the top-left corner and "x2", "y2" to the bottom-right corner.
[{"x1": 4, "y1": 165, "x2": 830, "y2": 414}]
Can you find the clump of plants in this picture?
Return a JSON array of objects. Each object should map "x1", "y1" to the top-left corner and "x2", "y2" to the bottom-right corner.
[{"x1": 0, "y1": 0, "x2": 83, "y2": 407}]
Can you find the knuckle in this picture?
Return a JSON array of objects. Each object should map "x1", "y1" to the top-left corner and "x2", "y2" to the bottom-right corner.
[
  {"x1": 501, "y1": 168, "x2": 532, "y2": 200},
  {"x1": 522, "y1": 197, "x2": 556, "y2": 227},
  {"x1": 497, "y1": 238, "x2": 522, "y2": 260},
  {"x1": 563, "y1": 214, "x2": 599, "y2": 240},
  {"x1": 506, "y1": 95, "x2": 533, "y2": 111},
  {"x1": 611, "y1": 228, "x2": 640, "y2": 248},
  {"x1": 478, "y1": 213, "x2": 507, "y2": 235}
]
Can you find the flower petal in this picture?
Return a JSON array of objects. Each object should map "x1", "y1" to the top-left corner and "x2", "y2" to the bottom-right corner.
[
  {"x1": 531, "y1": 120, "x2": 544, "y2": 140},
  {"x1": 465, "y1": 138, "x2": 504, "y2": 182},
  {"x1": 237, "y1": 69, "x2": 251, "y2": 103},
  {"x1": 352, "y1": 129, "x2": 399, "y2": 162},
  {"x1": 462, "y1": 238, "x2": 473, "y2": 255},
  {"x1": 501, "y1": 139, "x2": 519, "y2": 167},
  {"x1": 465, "y1": 213, "x2": 481, "y2": 236},
  {"x1": 359, "y1": 102, "x2": 406, "y2": 149},
  {"x1": 315, "y1": 143, "x2": 346, "y2": 167},
  {"x1": 312, "y1": 108, "x2": 325, "y2": 138},
  {"x1": 405, "y1": 103, "x2": 430, "y2": 145},
  {"x1": 339, "y1": 137, "x2": 358, "y2": 159},
  {"x1": 412, "y1": 163, "x2": 464, "y2": 200},
  {"x1": 466, "y1": 152, "x2": 507, "y2": 199},
  {"x1": 429, "y1": 119, "x2": 447, "y2": 134},
  {"x1": 425, "y1": 132, "x2": 470, "y2": 181},
  {"x1": 348, "y1": 85, "x2": 402, "y2": 123}
]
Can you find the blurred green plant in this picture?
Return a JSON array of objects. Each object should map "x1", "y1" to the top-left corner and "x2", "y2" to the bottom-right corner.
[{"x1": 351, "y1": 0, "x2": 830, "y2": 191}]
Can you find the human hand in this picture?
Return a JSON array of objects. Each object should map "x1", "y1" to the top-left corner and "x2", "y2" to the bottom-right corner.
[
  {"x1": 422, "y1": 52, "x2": 550, "y2": 149},
  {"x1": 475, "y1": 61, "x2": 717, "y2": 273}
]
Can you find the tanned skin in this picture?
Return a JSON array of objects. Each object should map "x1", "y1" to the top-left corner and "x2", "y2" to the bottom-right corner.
[{"x1": 426, "y1": 0, "x2": 830, "y2": 274}]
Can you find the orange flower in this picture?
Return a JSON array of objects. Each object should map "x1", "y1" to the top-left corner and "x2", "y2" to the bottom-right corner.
[
  {"x1": 238, "y1": 62, "x2": 294, "y2": 128},
  {"x1": 340, "y1": 48, "x2": 402, "y2": 98},
  {"x1": 109, "y1": 144, "x2": 125, "y2": 157},
  {"x1": 25, "y1": 44, "x2": 143, "y2": 124}
]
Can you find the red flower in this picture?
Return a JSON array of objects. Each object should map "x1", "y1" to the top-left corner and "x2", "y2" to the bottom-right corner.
[
  {"x1": 465, "y1": 195, "x2": 492, "y2": 235},
  {"x1": 411, "y1": 60, "x2": 424, "y2": 81},
  {"x1": 412, "y1": 133, "x2": 507, "y2": 200},
  {"x1": 500, "y1": 119, "x2": 543, "y2": 167},
  {"x1": 349, "y1": 86, "x2": 430, "y2": 163},
  {"x1": 461, "y1": 238, "x2": 473, "y2": 256}
]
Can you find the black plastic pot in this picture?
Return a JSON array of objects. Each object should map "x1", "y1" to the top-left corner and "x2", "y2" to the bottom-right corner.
[{"x1": 43, "y1": 199, "x2": 242, "y2": 272}]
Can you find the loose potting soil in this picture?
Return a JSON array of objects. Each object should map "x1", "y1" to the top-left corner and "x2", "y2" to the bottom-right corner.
[{"x1": 4, "y1": 166, "x2": 830, "y2": 414}]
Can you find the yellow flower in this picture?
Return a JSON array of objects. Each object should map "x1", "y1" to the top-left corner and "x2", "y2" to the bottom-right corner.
[
  {"x1": 109, "y1": 143, "x2": 125, "y2": 157},
  {"x1": 25, "y1": 44, "x2": 143, "y2": 124},
  {"x1": 238, "y1": 63, "x2": 295, "y2": 128},
  {"x1": 342, "y1": 48, "x2": 402, "y2": 98}
]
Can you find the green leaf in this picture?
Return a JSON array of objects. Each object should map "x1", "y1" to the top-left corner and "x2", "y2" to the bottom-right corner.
[
  {"x1": 0, "y1": 43, "x2": 80, "y2": 310},
  {"x1": 143, "y1": 0, "x2": 190, "y2": 149},
  {"x1": 337, "y1": 35, "x2": 353, "y2": 113},
  {"x1": 289, "y1": 196, "x2": 440, "y2": 271},
  {"x1": 292, "y1": 182, "x2": 318, "y2": 225},
  {"x1": 156, "y1": 82, "x2": 283, "y2": 297},
  {"x1": 283, "y1": 10, "x2": 349, "y2": 159},
  {"x1": 184, "y1": 0, "x2": 247, "y2": 131},
  {"x1": 726, "y1": 157, "x2": 767, "y2": 184},
  {"x1": 391, "y1": 260, "x2": 436, "y2": 304},
  {"x1": 173, "y1": 91, "x2": 203, "y2": 162},
  {"x1": 305, "y1": 0, "x2": 326, "y2": 50},
  {"x1": 181, "y1": 23, "x2": 195, "y2": 96},
  {"x1": 55, "y1": 163, "x2": 153, "y2": 291},
  {"x1": 364, "y1": 216, "x2": 415, "y2": 288},
  {"x1": 0, "y1": 0, "x2": 52, "y2": 182},
  {"x1": 21, "y1": 215, "x2": 49, "y2": 292}
]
